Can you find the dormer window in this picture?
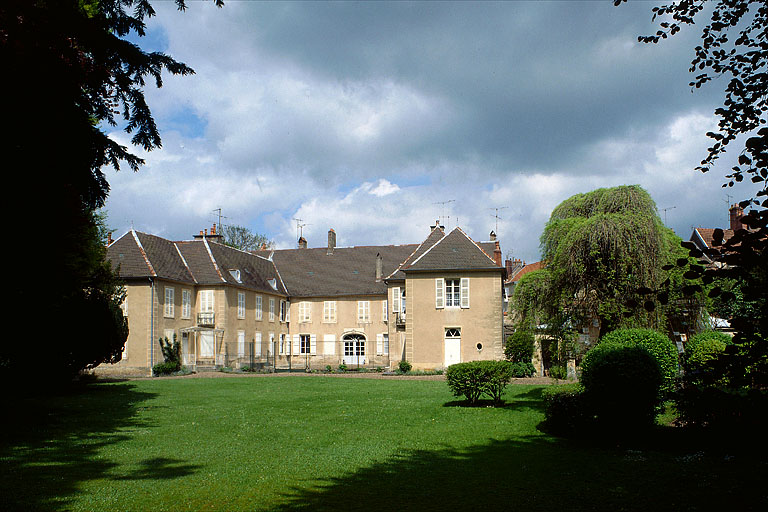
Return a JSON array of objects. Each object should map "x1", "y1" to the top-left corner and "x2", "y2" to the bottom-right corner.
[
  {"x1": 229, "y1": 269, "x2": 241, "y2": 283},
  {"x1": 268, "y1": 278, "x2": 277, "y2": 290}
]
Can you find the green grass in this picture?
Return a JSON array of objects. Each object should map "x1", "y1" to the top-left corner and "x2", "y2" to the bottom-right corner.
[{"x1": 1, "y1": 376, "x2": 766, "y2": 511}]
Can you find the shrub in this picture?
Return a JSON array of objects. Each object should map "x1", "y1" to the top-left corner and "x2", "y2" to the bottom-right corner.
[
  {"x1": 504, "y1": 330, "x2": 535, "y2": 363},
  {"x1": 684, "y1": 331, "x2": 732, "y2": 385},
  {"x1": 153, "y1": 335, "x2": 181, "y2": 376},
  {"x1": 548, "y1": 365, "x2": 567, "y2": 380},
  {"x1": 542, "y1": 383, "x2": 589, "y2": 434},
  {"x1": 580, "y1": 342, "x2": 663, "y2": 431},
  {"x1": 510, "y1": 361, "x2": 535, "y2": 378},
  {"x1": 398, "y1": 360, "x2": 412, "y2": 373},
  {"x1": 152, "y1": 361, "x2": 179, "y2": 376},
  {"x1": 599, "y1": 328, "x2": 678, "y2": 396},
  {"x1": 445, "y1": 360, "x2": 514, "y2": 405},
  {"x1": 337, "y1": 363, "x2": 347, "y2": 372},
  {"x1": 674, "y1": 385, "x2": 768, "y2": 433}
]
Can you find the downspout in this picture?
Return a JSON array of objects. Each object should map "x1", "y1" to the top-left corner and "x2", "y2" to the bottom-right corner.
[{"x1": 149, "y1": 277, "x2": 155, "y2": 370}]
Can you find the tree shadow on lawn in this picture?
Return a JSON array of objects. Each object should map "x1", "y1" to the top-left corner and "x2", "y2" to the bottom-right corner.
[
  {"x1": 0, "y1": 382, "x2": 200, "y2": 511},
  {"x1": 272, "y1": 433, "x2": 766, "y2": 512}
]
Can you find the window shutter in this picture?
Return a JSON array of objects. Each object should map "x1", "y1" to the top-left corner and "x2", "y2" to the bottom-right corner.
[
  {"x1": 435, "y1": 278, "x2": 445, "y2": 309},
  {"x1": 392, "y1": 287, "x2": 400, "y2": 313},
  {"x1": 292, "y1": 334, "x2": 300, "y2": 355},
  {"x1": 254, "y1": 333, "x2": 262, "y2": 356},
  {"x1": 383, "y1": 300, "x2": 388, "y2": 322},
  {"x1": 460, "y1": 278, "x2": 470, "y2": 308},
  {"x1": 376, "y1": 334, "x2": 383, "y2": 355},
  {"x1": 324, "y1": 334, "x2": 336, "y2": 355},
  {"x1": 310, "y1": 334, "x2": 317, "y2": 355}
]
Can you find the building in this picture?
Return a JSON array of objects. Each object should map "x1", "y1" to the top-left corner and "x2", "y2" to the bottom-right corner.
[{"x1": 102, "y1": 222, "x2": 505, "y2": 374}]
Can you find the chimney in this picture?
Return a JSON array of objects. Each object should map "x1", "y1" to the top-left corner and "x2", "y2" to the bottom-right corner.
[
  {"x1": 106, "y1": 232, "x2": 113, "y2": 246},
  {"x1": 489, "y1": 230, "x2": 496, "y2": 241},
  {"x1": 430, "y1": 219, "x2": 444, "y2": 231},
  {"x1": 375, "y1": 253, "x2": 383, "y2": 281},
  {"x1": 327, "y1": 228, "x2": 336, "y2": 255},
  {"x1": 298, "y1": 236, "x2": 307, "y2": 249},
  {"x1": 211, "y1": 223, "x2": 217, "y2": 235},
  {"x1": 729, "y1": 204, "x2": 745, "y2": 232},
  {"x1": 493, "y1": 241, "x2": 502, "y2": 267}
]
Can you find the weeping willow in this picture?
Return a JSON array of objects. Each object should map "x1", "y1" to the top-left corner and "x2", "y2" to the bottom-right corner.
[{"x1": 515, "y1": 185, "x2": 684, "y2": 337}]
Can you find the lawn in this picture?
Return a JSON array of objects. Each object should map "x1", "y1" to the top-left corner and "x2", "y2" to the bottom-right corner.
[{"x1": 1, "y1": 375, "x2": 765, "y2": 511}]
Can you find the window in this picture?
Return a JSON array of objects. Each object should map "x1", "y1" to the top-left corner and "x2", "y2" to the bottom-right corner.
[
  {"x1": 436, "y1": 278, "x2": 470, "y2": 309},
  {"x1": 323, "y1": 301, "x2": 336, "y2": 323},
  {"x1": 254, "y1": 332, "x2": 262, "y2": 357},
  {"x1": 229, "y1": 269, "x2": 241, "y2": 282},
  {"x1": 237, "y1": 292, "x2": 246, "y2": 319},
  {"x1": 181, "y1": 289, "x2": 191, "y2": 319},
  {"x1": 164, "y1": 286, "x2": 175, "y2": 318},
  {"x1": 237, "y1": 330, "x2": 245, "y2": 357},
  {"x1": 357, "y1": 300, "x2": 370, "y2": 322},
  {"x1": 280, "y1": 300, "x2": 288, "y2": 322},
  {"x1": 300, "y1": 334, "x2": 311, "y2": 354},
  {"x1": 199, "y1": 290, "x2": 214, "y2": 312},
  {"x1": 382, "y1": 300, "x2": 388, "y2": 322},
  {"x1": 299, "y1": 301, "x2": 312, "y2": 323},
  {"x1": 255, "y1": 295, "x2": 263, "y2": 321},
  {"x1": 279, "y1": 334, "x2": 287, "y2": 355},
  {"x1": 376, "y1": 333, "x2": 389, "y2": 355},
  {"x1": 268, "y1": 332, "x2": 274, "y2": 356},
  {"x1": 269, "y1": 298, "x2": 275, "y2": 322}
]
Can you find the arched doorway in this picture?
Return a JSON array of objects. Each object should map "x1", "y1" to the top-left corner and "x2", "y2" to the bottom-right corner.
[{"x1": 342, "y1": 333, "x2": 366, "y2": 367}]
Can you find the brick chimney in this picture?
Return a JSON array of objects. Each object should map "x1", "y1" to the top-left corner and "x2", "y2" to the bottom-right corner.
[
  {"x1": 298, "y1": 236, "x2": 307, "y2": 249},
  {"x1": 493, "y1": 241, "x2": 502, "y2": 267},
  {"x1": 729, "y1": 204, "x2": 745, "y2": 232},
  {"x1": 327, "y1": 228, "x2": 336, "y2": 255},
  {"x1": 375, "y1": 253, "x2": 383, "y2": 281}
]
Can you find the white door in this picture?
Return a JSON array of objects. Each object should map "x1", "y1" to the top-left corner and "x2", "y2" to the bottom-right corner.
[
  {"x1": 444, "y1": 328, "x2": 461, "y2": 367},
  {"x1": 343, "y1": 335, "x2": 366, "y2": 366},
  {"x1": 200, "y1": 331, "x2": 215, "y2": 358}
]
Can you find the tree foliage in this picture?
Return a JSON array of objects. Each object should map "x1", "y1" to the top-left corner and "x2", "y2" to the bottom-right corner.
[
  {"x1": 512, "y1": 185, "x2": 702, "y2": 339},
  {"x1": 617, "y1": 0, "x2": 767, "y2": 390},
  {"x1": 222, "y1": 224, "x2": 274, "y2": 251},
  {"x1": 1, "y1": 0, "x2": 222, "y2": 385}
]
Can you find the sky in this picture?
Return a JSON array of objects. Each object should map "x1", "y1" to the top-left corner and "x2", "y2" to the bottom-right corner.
[{"x1": 103, "y1": 0, "x2": 755, "y2": 262}]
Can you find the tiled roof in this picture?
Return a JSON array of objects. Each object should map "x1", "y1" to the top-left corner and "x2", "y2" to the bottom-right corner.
[
  {"x1": 385, "y1": 227, "x2": 446, "y2": 281},
  {"x1": 508, "y1": 260, "x2": 545, "y2": 283},
  {"x1": 691, "y1": 228, "x2": 735, "y2": 250},
  {"x1": 402, "y1": 227, "x2": 501, "y2": 272},
  {"x1": 260, "y1": 244, "x2": 418, "y2": 297},
  {"x1": 106, "y1": 231, "x2": 287, "y2": 295}
]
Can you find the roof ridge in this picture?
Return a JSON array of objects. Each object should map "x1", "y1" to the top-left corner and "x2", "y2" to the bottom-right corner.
[{"x1": 132, "y1": 229, "x2": 157, "y2": 277}]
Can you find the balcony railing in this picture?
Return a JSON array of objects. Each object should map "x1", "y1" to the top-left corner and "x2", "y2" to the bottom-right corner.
[
  {"x1": 395, "y1": 311, "x2": 406, "y2": 327},
  {"x1": 197, "y1": 311, "x2": 215, "y2": 327}
]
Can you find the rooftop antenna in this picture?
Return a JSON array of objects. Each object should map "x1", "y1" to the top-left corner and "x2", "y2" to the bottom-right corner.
[
  {"x1": 212, "y1": 208, "x2": 228, "y2": 231},
  {"x1": 292, "y1": 218, "x2": 309, "y2": 239},
  {"x1": 661, "y1": 205, "x2": 676, "y2": 226},
  {"x1": 723, "y1": 193, "x2": 734, "y2": 225},
  {"x1": 489, "y1": 206, "x2": 508, "y2": 233},
  {"x1": 432, "y1": 199, "x2": 455, "y2": 227}
]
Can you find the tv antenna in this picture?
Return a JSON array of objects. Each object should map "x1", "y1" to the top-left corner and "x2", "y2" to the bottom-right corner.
[
  {"x1": 661, "y1": 206, "x2": 676, "y2": 226},
  {"x1": 212, "y1": 208, "x2": 228, "y2": 231},
  {"x1": 292, "y1": 218, "x2": 309, "y2": 239},
  {"x1": 432, "y1": 200, "x2": 455, "y2": 227},
  {"x1": 489, "y1": 206, "x2": 508, "y2": 233}
]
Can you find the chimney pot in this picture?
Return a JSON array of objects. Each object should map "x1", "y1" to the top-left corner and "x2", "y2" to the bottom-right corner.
[
  {"x1": 327, "y1": 228, "x2": 336, "y2": 255},
  {"x1": 729, "y1": 204, "x2": 745, "y2": 232}
]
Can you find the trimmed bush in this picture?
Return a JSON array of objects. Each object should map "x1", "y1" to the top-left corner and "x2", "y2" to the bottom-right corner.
[
  {"x1": 580, "y1": 343, "x2": 663, "y2": 431},
  {"x1": 445, "y1": 360, "x2": 514, "y2": 405},
  {"x1": 542, "y1": 383, "x2": 589, "y2": 434},
  {"x1": 504, "y1": 330, "x2": 535, "y2": 363},
  {"x1": 510, "y1": 361, "x2": 535, "y2": 378},
  {"x1": 398, "y1": 360, "x2": 412, "y2": 373},
  {"x1": 598, "y1": 328, "x2": 678, "y2": 395}
]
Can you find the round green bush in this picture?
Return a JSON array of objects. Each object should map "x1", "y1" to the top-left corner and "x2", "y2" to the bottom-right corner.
[
  {"x1": 598, "y1": 328, "x2": 678, "y2": 395},
  {"x1": 580, "y1": 342, "x2": 663, "y2": 430},
  {"x1": 398, "y1": 360, "x2": 412, "y2": 373},
  {"x1": 685, "y1": 330, "x2": 731, "y2": 368},
  {"x1": 504, "y1": 330, "x2": 535, "y2": 363}
]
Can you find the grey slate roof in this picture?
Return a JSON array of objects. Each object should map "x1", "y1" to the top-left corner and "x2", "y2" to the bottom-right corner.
[
  {"x1": 402, "y1": 227, "x2": 500, "y2": 272},
  {"x1": 259, "y1": 244, "x2": 417, "y2": 298},
  {"x1": 106, "y1": 231, "x2": 288, "y2": 295}
]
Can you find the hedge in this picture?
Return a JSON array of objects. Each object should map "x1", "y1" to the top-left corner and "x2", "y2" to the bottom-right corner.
[{"x1": 445, "y1": 360, "x2": 514, "y2": 404}]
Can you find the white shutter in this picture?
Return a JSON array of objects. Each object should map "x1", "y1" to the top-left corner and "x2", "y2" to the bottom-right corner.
[
  {"x1": 293, "y1": 334, "x2": 300, "y2": 355},
  {"x1": 460, "y1": 278, "x2": 470, "y2": 308},
  {"x1": 392, "y1": 287, "x2": 400, "y2": 313},
  {"x1": 376, "y1": 334, "x2": 383, "y2": 356},
  {"x1": 238, "y1": 330, "x2": 245, "y2": 357},
  {"x1": 254, "y1": 333, "x2": 262, "y2": 356},
  {"x1": 435, "y1": 278, "x2": 445, "y2": 309},
  {"x1": 310, "y1": 334, "x2": 317, "y2": 355},
  {"x1": 323, "y1": 335, "x2": 336, "y2": 355}
]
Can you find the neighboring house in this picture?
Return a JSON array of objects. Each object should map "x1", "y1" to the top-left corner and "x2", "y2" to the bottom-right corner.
[
  {"x1": 103, "y1": 227, "x2": 289, "y2": 375},
  {"x1": 102, "y1": 221, "x2": 505, "y2": 374},
  {"x1": 689, "y1": 204, "x2": 745, "y2": 263}
]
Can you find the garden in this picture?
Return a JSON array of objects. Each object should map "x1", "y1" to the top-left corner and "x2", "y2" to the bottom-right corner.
[{"x1": 1, "y1": 374, "x2": 765, "y2": 512}]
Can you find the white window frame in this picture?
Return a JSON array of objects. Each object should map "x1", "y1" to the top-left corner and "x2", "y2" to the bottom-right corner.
[
  {"x1": 164, "y1": 286, "x2": 175, "y2": 318},
  {"x1": 323, "y1": 301, "x2": 337, "y2": 323},
  {"x1": 268, "y1": 332, "x2": 274, "y2": 356},
  {"x1": 445, "y1": 278, "x2": 460, "y2": 308},
  {"x1": 376, "y1": 333, "x2": 389, "y2": 356},
  {"x1": 199, "y1": 290, "x2": 215, "y2": 313},
  {"x1": 181, "y1": 289, "x2": 191, "y2": 319},
  {"x1": 255, "y1": 295, "x2": 263, "y2": 321},
  {"x1": 237, "y1": 292, "x2": 246, "y2": 319},
  {"x1": 237, "y1": 330, "x2": 245, "y2": 357},
  {"x1": 280, "y1": 300, "x2": 287, "y2": 322},
  {"x1": 254, "y1": 332, "x2": 262, "y2": 357},
  {"x1": 357, "y1": 300, "x2": 370, "y2": 323},
  {"x1": 269, "y1": 298, "x2": 275, "y2": 322},
  {"x1": 299, "y1": 301, "x2": 312, "y2": 323}
]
